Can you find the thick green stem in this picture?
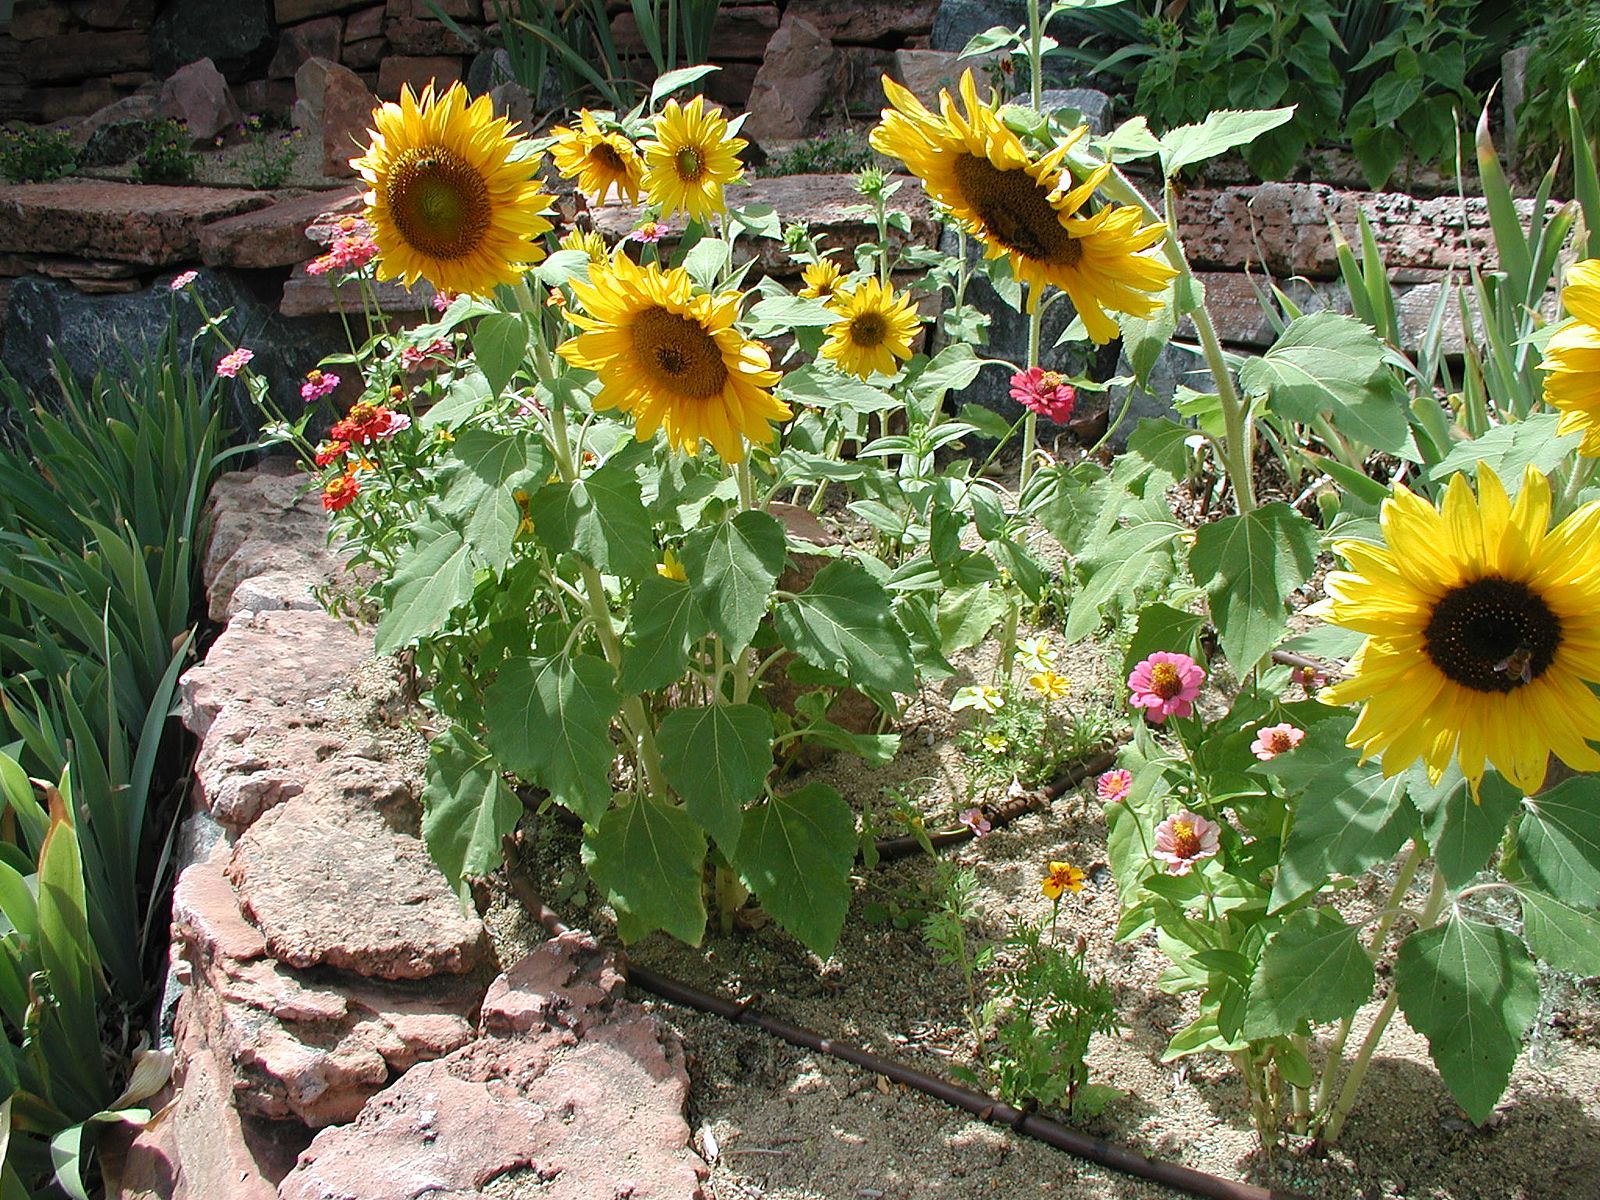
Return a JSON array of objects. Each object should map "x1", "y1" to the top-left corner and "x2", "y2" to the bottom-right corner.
[{"x1": 1026, "y1": 0, "x2": 1043, "y2": 109}]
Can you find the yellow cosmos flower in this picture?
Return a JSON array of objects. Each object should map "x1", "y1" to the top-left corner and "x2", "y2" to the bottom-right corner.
[
  {"x1": 870, "y1": 70, "x2": 1175, "y2": 341},
  {"x1": 1320, "y1": 464, "x2": 1600, "y2": 794},
  {"x1": 798, "y1": 259, "x2": 843, "y2": 300},
  {"x1": 559, "y1": 227, "x2": 612, "y2": 266},
  {"x1": 1541, "y1": 258, "x2": 1600, "y2": 455},
  {"x1": 548, "y1": 109, "x2": 644, "y2": 204},
  {"x1": 822, "y1": 277, "x2": 920, "y2": 379},
  {"x1": 558, "y1": 254, "x2": 790, "y2": 462},
  {"x1": 1028, "y1": 670, "x2": 1070, "y2": 701},
  {"x1": 1041, "y1": 861, "x2": 1085, "y2": 900},
  {"x1": 352, "y1": 81, "x2": 554, "y2": 296},
  {"x1": 641, "y1": 95, "x2": 746, "y2": 222}
]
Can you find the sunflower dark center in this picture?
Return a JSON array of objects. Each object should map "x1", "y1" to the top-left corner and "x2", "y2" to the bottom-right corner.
[
  {"x1": 675, "y1": 146, "x2": 705, "y2": 182},
  {"x1": 850, "y1": 312, "x2": 888, "y2": 347},
  {"x1": 1423, "y1": 576, "x2": 1561, "y2": 693},
  {"x1": 632, "y1": 306, "x2": 727, "y2": 399},
  {"x1": 386, "y1": 146, "x2": 492, "y2": 260},
  {"x1": 593, "y1": 141, "x2": 627, "y2": 171},
  {"x1": 952, "y1": 155, "x2": 1081, "y2": 265}
]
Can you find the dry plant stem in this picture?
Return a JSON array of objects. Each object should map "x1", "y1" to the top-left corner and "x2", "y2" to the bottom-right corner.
[{"x1": 1320, "y1": 859, "x2": 1449, "y2": 1147}]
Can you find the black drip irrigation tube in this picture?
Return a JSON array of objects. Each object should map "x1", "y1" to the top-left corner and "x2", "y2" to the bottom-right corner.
[{"x1": 505, "y1": 745, "x2": 1312, "y2": 1200}]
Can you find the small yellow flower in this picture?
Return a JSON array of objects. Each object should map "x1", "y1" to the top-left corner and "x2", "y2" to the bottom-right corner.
[
  {"x1": 952, "y1": 684, "x2": 1004, "y2": 714},
  {"x1": 1016, "y1": 635, "x2": 1056, "y2": 674},
  {"x1": 821, "y1": 277, "x2": 921, "y2": 379},
  {"x1": 641, "y1": 95, "x2": 746, "y2": 222},
  {"x1": 657, "y1": 547, "x2": 687, "y2": 581},
  {"x1": 1041, "y1": 860, "x2": 1085, "y2": 900},
  {"x1": 981, "y1": 731, "x2": 1010, "y2": 753},
  {"x1": 798, "y1": 259, "x2": 843, "y2": 299},
  {"x1": 548, "y1": 109, "x2": 644, "y2": 204},
  {"x1": 559, "y1": 227, "x2": 612, "y2": 266},
  {"x1": 1028, "y1": 670, "x2": 1070, "y2": 701}
]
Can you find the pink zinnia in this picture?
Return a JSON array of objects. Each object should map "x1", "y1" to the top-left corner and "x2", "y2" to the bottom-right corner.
[
  {"x1": 300, "y1": 369, "x2": 340, "y2": 402},
  {"x1": 216, "y1": 347, "x2": 254, "y2": 378},
  {"x1": 170, "y1": 269, "x2": 198, "y2": 291},
  {"x1": 630, "y1": 221, "x2": 668, "y2": 244},
  {"x1": 1292, "y1": 665, "x2": 1327, "y2": 692},
  {"x1": 958, "y1": 807, "x2": 991, "y2": 838},
  {"x1": 1152, "y1": 810, "x2": 1221, "y2": 875},
  {"x1": 377, "y1": 411, "x2": 411, "y2": 439},
  {"x1": 432, "y1": 291, "x2": 453, "y2": 313},
  {"x1": 1127, "y1": 651, "x2": 1205, "y2": 724},
  {"x1": 1096, "y1": 769, "x2": 1132, "y2": 804},
  {"x1": 1008, "y1": 366, "x2": 1076, "y2": 423},
  {"x1": 1250, "y1": 722, "x2": 1306, "y2": 761}
]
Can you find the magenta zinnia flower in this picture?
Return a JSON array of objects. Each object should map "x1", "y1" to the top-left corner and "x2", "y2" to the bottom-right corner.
[
  {"x1": 170, "y1": 269, "x2": 198, "y2": 291},
  {"x1": 630, "y1": 220, "x2": 668, "y2": 244},
  {"x1": 958, "y1": 806, "x2": 991, "y2": 838},
  {"x1": 1096, "y1": 769, "x2": 1132, "y2": 804},
  {"x1": 1127, "y1": 651, "x2": 1205, "y2": 723},
  {"x1": 1152, "y1": 810, "x2": 1221, "y2": 875},
  {"x1": 1008, "y1": 366, "x2": 1076, "y2": 423},
  {"x1": 1250, "y1": 722, "x2": 1305, "y2": 761},
  {"x1": 215, "y1": 347, "x2": 254, "y2": 378},
  {"x1": 300, "y1": 369, "x2": 340, "y2": 402}
]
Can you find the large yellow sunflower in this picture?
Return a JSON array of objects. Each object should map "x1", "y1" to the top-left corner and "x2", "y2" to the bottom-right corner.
[
  {"x1": 353, "y1": 81, "x2": 554, "y2": 296},
  {"x1": 1319, "y1": 464, "x2": 1600, "y2": 794},
  {"x1": 870, "y1": 70, "x2": 1174, "y2": 341},
  {"x1": 548, "y1": 109, "x2": 644, "y2": 205},
  {"x1": 822, "y1": 278, "x2": 921, "y2": 379},
  {"x1": 641, "y1": 95, "x2": 746, "y2": 222},
  {"x1": 558, "y1": 254, "x2": 790, "y2": 462},
  {"x1": 1541, "y1": 258, "x2": 1600, "y2": 455}
]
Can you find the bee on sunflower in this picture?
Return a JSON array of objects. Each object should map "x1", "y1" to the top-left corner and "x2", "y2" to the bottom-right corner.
[
  {"x1": 641, "y1": 95, "x2": 747, "y2": 222},
  {"x1": 352, "y1": 81, "x2": 554, "y2": 297},
  {"x1": 1540, "y1": 258, "x2": 1600, "y2": 454},
  {"x1": 870, "y1": 70, "x2": 1174, "y2": 342},
  {"x1": 558, "y1": 253, "x2": 791, "y2": 463},
  {"x1": 821, "y1": 277, "x2": 921, "y2": 379},
  {"x1": 548, "y1": 109, "x2": 645, "y2": 205},
  {"x1": 1318, "y1": 463, "x2": 1600, "y2": 794}
]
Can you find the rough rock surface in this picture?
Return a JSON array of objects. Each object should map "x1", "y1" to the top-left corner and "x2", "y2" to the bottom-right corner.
[
  {"x1": 785, "y1": 0, "x2": 933, "y2": 45},
  {"x1": 0, "y1": 181, "x2": 269, "y2": 265},
  {"x1": 198, "y1": 186, "x2": 364, "y2": 271},
  {"x1": 158, "y1": 58, "x2": 243, "y2": 144},
  {"x1": 743, "y1": 14, "x2": 837, "y2": 144},
  {"x1": 278, "y1": 933, "x2": 707, "y2": 1200},
  {"x1": 150, "y1": 0, "x2": 277, "y2": 78},
  {"x1": 319, "y1": 64, "x2": 378, "y2": 177}
]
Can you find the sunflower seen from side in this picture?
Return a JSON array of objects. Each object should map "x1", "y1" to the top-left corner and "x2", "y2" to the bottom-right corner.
[
  {"x1": 821, "y1": 277, "x2": 921, "y2": 379},
  {"x1": 549, "y1": 109, "x2": 644, "y2": 205},
  {"x1": 641, "y1": 95, "x2": 746, "y2": 222},
  {"x1": 353, "y1": 81, "x2": 554, "y2": 296},
  {"x1": 798, "y1": 258, "x2": 843, "y2": 300},
  {"x1": 870, "y1": 70, "x2": 1174, "y2": 341},
  {"x1": 1319, "y1": 463, "x2": 1600, "y2": 794},
  {"x1": 1541, "y1": 258, "x2": 1600, "y2": 455},
  {"x1": 559, "y1": 254, "x2": 790, "y2": 462}
]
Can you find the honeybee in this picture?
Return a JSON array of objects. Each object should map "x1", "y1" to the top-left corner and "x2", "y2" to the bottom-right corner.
[{"x1": 1494, "y1": 643, "x2": 1535, "y2": 685}]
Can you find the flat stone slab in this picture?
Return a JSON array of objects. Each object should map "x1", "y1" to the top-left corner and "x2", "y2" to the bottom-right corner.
[
  {"x1": 226, "y1": 763, "x2": 489, "y2": 980},
  {"x1": 0, "y1": 181, "x2": 273, "y2": 267},
  {"x1": 202, "y1": 466, "x2": 348, "y2": 622},
  {"x1": 278, "y1": 932, "x2": 707, "y2": 1200},
  {"x1": 199, "y1": 185, "x2": 364, "y2": 270}
]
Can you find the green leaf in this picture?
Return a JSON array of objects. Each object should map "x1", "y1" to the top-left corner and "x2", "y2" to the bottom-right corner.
[
  {"x1": 1518, "y1": 887, "x2": 1600, "y2": 976},
  {"x1": 435, "y1": 429, "x2": 551, "y2": 570},
  {"x1": 748, "y1": 294, "x2": 838, "y2": 327},
  {"x1": 1062, "y1": 511, "x2": 1185, "y2": 643},
  {"x1": 1260, "y1": 712, "x2": 1417, "y2": 909},
  {"x1": 650, "y1": 63, "x2": 720, "y2": 107},
  {"x1": 774, "y1": 559, "x2": 916, "y2": 694},
  {"x1": 1244, "y1": 907, "x2": 1374, "y2": 1039},
  {"x1": 618, "y1": 575, "x2": 710, "y2": 694},
  {"x1": 1407, "y1": 763, "x2": 1522, "y2": 888},
  {"x1": 473, "y1": 311, "x2": 528, "y2": 397},
  {"x1": 1159, "y1": 106, "x2": 1296, "y2": 176},
  {"x1": 1428, "y1": 413, "x2": 1580, "y2": 489},
  {"x1": 1190, "y1": 503, "x2": 1319, "y2": 673},
  {"x1": 659, "y1": 704, "x2": 772, "y2": 849},
  {"x1": 583, "y1": 795, "x2": 706, "y2": 944},
  {"x1": 679, "y1": 510, "x2": 786, "y2": 654},
  {"x1": 777, "y1": 363, "x2": 899, "y2": 414},
  {"x1": 1122, "y1": 602, "x2": 1206, "y2": 677},
  {"x1": 1239, "y1": 312, "x2": 1415, "y2": 457},
  {"x1": 422, "y1": 726, "x2": 520, "y2": 906},
  {"x1": 420, "y1": 369, "x2": 492, "y2": 429},
  {"x1": 732, "y1": 782, "x2": 856, "y2": 958},
  {"x1": 529, "y1": 457, "x2": 656, "y2": 580},
  {"x1": 374, "y1": 525, "x2": 477, "y2": 655},
  {"x1": 1395, "y1": 916, "x2": 1538, "y2": 1125},
  {"x1": 484, "y1": 654, "x2": 620, "y2": 825},
  {"x1": 1515, "y1": 776, "x2": 1600, "y2": 906}
]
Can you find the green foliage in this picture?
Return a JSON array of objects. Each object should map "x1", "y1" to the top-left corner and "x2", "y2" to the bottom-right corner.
[
  {"x1": 756, "y1": 130, "x2": 876, "y2": 178},
  {"x1": 0, "y1": 124, "x2": 76, "y2": 183},
  {"x1": 1513, "y1": 2, "x2": 1600, "y2": 181},
  {"x1": 240, "y1": 114, "x2": 296, "y2": 189},
  {"x1": 130, "y1": 118, "x2": 198, "y2": 185}
]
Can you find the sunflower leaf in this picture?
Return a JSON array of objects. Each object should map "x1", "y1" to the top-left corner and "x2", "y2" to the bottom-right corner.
[
  {"x1": 1407, "y1": 763, "x2": 1523, "y2": 888},
  {"x1": 1518, "y1": 886, "x2": 1600, "y2": 976},
  {"x1": 1515, "y1": 776, "x2": 1600, "y2": 907},
  {"x1": 659, "y1": 703, "x2": 772, "y2": 849},
  {"x1": 731, "y1": 783, "x2": 856, "y2": 958},
  {"x1": 775, "y1": 559, "x2": 917, "y2": 694},
  {"x1": 528, "y1": 456, "x2": 656, "y2": 580},
  {"x1": 679, "y1": 509, "x2": 785, "y2": 655},
  {"x1": 1190, "y1": 502, "x2": 1320, "y2": 674},
  {"x1": 1158, "y1": 107, "x2": 1297, "y2": 177},
  {"x1": 583, "y1": 795, "x2": 706, "y2": 945},
  {"x1": 1244, "y1": 907, "x2": 1374, "y2": 1039},
  {"x1": 472, "y1": 311, "x2": 528, "y2": 398},
  {"x1": 421, "y1": 726, "x2": 521, "y2": 908},
  {"x1": 483, "y1": 654, "x2": 620, "y2": 825},
  {"x1": 1394, "y1": 916, "x2": 1538, "y2": 1125},
  {"x1": 619, "y1": 574, "x2": 710, "y2": 694},
  {"x1": 374, "y1": 523, "x2": 478, "y2": 655}
]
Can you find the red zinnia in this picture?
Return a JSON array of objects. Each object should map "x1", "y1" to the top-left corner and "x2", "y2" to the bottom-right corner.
[
  {"x1": 1008, "y1": 366, "x2": 1076, "y2": 423},
  {"x1": 321, "y1": 471, "x2": 360, "y2": 511}
]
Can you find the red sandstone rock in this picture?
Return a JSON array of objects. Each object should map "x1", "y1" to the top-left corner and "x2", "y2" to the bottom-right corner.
[
  {"x1": 281, "y1": 267, "x2": 435, "y2": 316},
  {"x1": 344, "y1": 3, "x2": 385, "y2": 42},
  {"x1": 340, "y1": 36, "x2": 385, "y2": 70},
  {"x1": 276, "y1": 0, "x2": 370, "y2": 23},
  {"x1": 785, "y1": 0, "x2": 933, "y2": 44},
  {"x1": 743, "y1": 14, "x2": 837, "y2": 144},
  {"x1": 19, "y1": 30, "x2": 151, "y2": 83},
  {"x1": 377, "y1": 53, "x2": 463, "y2": 98},
  {"x1": 226, "y1": 768, "x2": 488, "y2": 979},
  {"x1": 271, "y1": 16, "x2": 346, "y2": 79},
  {"x1": 0, "y1": 181, "x2": 269, "y2": 266},
  {"x1": 158, "y1": 58, "x2": 243, "y2": 143},
  {"x1": 320, "y1": 63, "x2": 377, "y2": 176},
  {"x1": 384, "y1": 15, "x2": 476, "y2": 55},
  {"x1": 612, "y1": 2, "x2": 776, "y2": 61},
  {"x1": 198, "y1": 186, "x2": 363, "y2": 270},
  {"x1": 278, "y1": 933, "x2": 706, "y2": 1200},
  {"x1": 192, "y1": 705, "x2": 350, "y2": 828}
]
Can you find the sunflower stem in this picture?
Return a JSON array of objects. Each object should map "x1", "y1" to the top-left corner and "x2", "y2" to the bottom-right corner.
[{"x1": 1026, "y1": 0, "x2": 1043, "y2": 111}]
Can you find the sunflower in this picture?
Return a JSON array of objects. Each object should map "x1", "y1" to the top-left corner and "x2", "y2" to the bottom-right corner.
[
  {"x1": 1319, "y1": 464, "x2": 1600, "y2": 794},
  {"x1": 548, "y1": 109, "x2": 644, "y2": 205},
  {"x1": 821, "y1": 278, "x2": 921, "y2": 379},
  {"x1": 870, "y1": 70, "x2": 1174, "y2": 341},
  {"x1": 353, "y1": 81, "x2": 554, "y2": 296},
  {"x1": 559, "y1": 227, "x2": 612, "y2": 266},
  {"x1": 1541, "y1": 258, "x2": 1600, "y2": 455},
  {"x1": 559, "y1": 254, "x2": 790, "y2": 462},
  {"x1": 798, "y1": 259, "x2": 843, "y2": 300},
  {"x1": 641, "y1": 95, "x2": 746, "y2": 222}
]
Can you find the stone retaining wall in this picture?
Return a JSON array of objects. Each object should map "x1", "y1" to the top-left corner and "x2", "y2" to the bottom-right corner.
[{"x1": 115, "y1": 460, "x2": 707, "y2": 1199}]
